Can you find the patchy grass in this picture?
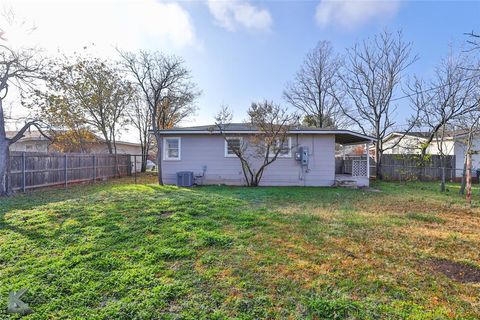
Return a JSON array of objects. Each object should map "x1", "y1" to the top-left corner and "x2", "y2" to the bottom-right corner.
[
  {"x1": 0, "y1": 176, "x2": 479, "y2": 319},
  {"x1": 406, "y1": 212, "x2": 446, "y2": 224}
]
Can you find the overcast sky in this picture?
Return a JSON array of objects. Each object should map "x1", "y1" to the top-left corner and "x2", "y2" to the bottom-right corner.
[{"x1": 2, "y1": 0, "x2": 480, "y2": 142}]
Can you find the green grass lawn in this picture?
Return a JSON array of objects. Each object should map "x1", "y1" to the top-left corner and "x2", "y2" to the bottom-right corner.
[{"x1": 1, "y1": 176, "x2": 479, "y2": 319}]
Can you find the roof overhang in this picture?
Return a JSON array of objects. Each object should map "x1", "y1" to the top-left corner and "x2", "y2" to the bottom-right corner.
[
  {"x1": 152, "y1": 129, "x2": 376, "y2": 144},
  {"x1": 385, "y1": 132, "x2": 428, "y2": 142}
]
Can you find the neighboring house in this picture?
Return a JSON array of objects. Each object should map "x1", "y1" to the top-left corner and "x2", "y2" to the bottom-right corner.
[
  {"x1": 7, "y1": 130, "x2": 143, "y2": 154},
  {"x1": 378, "y1": 131, "x2": 477, "y2": 176},
  {"x1": 6, "y1": 130, "x2": 51, "y2": 152},
  {"x1": 89, "y1": 140, "x2": 144, "y2": 155},
  {"x1": 7, "y1": 130, "x2": 146, "y2": 172},
  {"x1": 156, "y1": 123, "x2": 375, "y2": 187}
]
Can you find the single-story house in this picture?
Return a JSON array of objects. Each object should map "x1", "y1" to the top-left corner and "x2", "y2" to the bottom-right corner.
[
  {"x1": 7, "y1": 130, "x2": 51, "y2": 153},
  {"x1": 156, "y1": 123, "x2": 376, "y2": 187},
  {"x1": 378, "y1": 130, "x2": 476, "y2": 177}
]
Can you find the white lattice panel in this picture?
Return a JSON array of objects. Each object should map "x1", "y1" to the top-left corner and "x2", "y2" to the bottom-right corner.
[{"x1": 352, "y1": 160, "x2": 368, "y2": 177}]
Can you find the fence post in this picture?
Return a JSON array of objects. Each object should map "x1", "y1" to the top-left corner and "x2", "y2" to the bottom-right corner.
[
  {"x1": 441, "y1": 167, "x2": 446, "y2": 192},
  {"x1": 64, "y1": 153, "x2": 68, "y2": 188},
  {"x1": 134, "y1": 155, "x2": 137, "y2": 184},
  {"x1": 93, "y1": 154, "x2": 96, "y2": 183},
  {"x1": 22, "y1": 152, "x2": 26, "y2": 193}
]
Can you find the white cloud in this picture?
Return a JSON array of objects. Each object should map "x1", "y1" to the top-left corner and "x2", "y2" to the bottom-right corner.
[
  {"x1": 315, "y1": 0, "x2": 400, "y2": 29},
  {"x1": 1, "y1": 0, "x2": 199, "y2": 56},
  {"x1": 207, "y1": 0, "x2": 272, "y2": 32}
]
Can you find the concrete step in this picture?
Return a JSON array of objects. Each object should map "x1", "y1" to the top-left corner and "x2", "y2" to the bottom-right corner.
[{"x1": 335, "y1": 179, "x2": 358, "y2": 188}]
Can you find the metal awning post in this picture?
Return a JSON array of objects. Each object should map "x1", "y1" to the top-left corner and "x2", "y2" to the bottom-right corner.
[{"x1": 366, "y1": 142, "x2": 370, "y2": 180}]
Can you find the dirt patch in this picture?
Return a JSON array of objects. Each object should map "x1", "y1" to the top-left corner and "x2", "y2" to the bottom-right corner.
[
  {"x1": 429, "y1": 258, "x2": 480, "y2": 283},
  {"x1": 159, "y1": 211, "x2": 175, "y2": 218}
]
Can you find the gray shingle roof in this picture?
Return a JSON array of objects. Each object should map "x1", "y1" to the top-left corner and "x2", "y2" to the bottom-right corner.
[
  {"x1": 160, "y1": 123, "x2": 347, "y2": 132},
  {"x1": 157, "y1": 123, "x2": 376, "y2": 144}
]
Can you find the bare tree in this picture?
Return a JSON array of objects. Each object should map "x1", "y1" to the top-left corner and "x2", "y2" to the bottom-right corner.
[
  {"x1": 340, "y1": 30, "x2": 418, "y2": 179},
  {"x1": 128, "y1": 94, "x2": 152, "y2": 172},
  {"x1": 214, "y1": 101, "x2": 299, "y2": 187},
  {"x1": 465, "y1": 31, "x2": 480, "y2": 51},
  {"x1": 0, "y1": 24, "x2": 47, "y2": 195},
  {"x1": 118, "y1": 50, "x2": 200, "y2": 185},
  {"x1": 284, "y1": 41, "x2": 348, "y2": 128},
  {"x1": 410, "y1": 52, "x2": 479, "y2": 191}
]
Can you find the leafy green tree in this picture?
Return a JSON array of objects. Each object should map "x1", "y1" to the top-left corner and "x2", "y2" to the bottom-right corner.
[
  {"x1": 50, "y1": 129, "x2": 98, "y2": 153},
  {"x1": 38, "y1": 55, "x2": 134, "y2": 155}
]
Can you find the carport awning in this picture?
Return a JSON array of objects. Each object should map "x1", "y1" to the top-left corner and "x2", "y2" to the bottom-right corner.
[{"x1": 334, "y1": 132, "x2": 374, "y2": 145}]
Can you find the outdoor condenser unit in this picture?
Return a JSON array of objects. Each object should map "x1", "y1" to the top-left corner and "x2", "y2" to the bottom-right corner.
[{"x1": 176, "y1": 171, "x2": 194, "y2": 187}]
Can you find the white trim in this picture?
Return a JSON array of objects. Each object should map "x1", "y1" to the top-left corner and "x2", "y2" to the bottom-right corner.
[
  {"x1": 156, "y1": 129, "x2": 376, "y2": 141},
  {"x1": 163, "y1": 137, "x2": 181, "y2": 161},
  {"x1": 224, "y1": 137, "x2": 243, "y2": 158},
  {"x1": 269, "y1": 137, "x2": 292, "y2": 158}
]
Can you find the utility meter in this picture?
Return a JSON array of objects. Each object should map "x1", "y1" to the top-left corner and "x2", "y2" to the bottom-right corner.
[{"x1": 296, "y1": 146, "x2": 309, "y2": 166}]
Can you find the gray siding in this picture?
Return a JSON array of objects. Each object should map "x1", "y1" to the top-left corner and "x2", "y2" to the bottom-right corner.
[{"x1": 161, "y1": 134, "x2": 336, "y2": 186}]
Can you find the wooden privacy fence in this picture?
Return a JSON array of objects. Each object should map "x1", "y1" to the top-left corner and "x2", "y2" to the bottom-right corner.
[
  {"x1": 8, "y1": 152, "x2": 134, "y2": 192},
  {"x1": 336, "y1": 154, "x2": 457, "y2": 181}
]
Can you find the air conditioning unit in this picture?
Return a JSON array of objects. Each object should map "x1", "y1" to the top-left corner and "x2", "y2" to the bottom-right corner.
[{"x1": 176, "y1": 171, "x2": 194, "y2": 187}]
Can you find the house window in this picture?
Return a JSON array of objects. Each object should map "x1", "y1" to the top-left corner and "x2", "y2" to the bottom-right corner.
[
  {"x1": 225, "y1": 137, "x2": 242, "y2": 157},
  {"x1": 270, "y1": 137, "x2": 292, "y2": 158},
  {"x1": 163, "y1": 137, "x2": 181, "y2": 160}
]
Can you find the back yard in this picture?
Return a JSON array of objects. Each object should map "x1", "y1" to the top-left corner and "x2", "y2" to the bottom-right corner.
[{"x1": 1, "y1": 176, "x2": 479, "y2": 319}]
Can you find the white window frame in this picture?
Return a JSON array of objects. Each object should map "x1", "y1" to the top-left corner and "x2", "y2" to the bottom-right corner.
[
  {"x1": 163, "y1": 137, "x2": 181, "y2": 161},
  {"x1": 224, "y1": 137, "x2": 243, "y2": 158},
  {"x1": 269, "y1": 137, "x2": 292, "y2": 158}
]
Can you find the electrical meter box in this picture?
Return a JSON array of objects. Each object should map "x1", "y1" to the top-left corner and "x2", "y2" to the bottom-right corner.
[
  {"x1": 301, "y1": 146, "x2": 309, "y2": 166},
  {"x1": 295, "y1": 147, "x2": 309, "y2": 166},
  {"x1": 294, "y1": 151, "x2": 302, "y2": 161}
]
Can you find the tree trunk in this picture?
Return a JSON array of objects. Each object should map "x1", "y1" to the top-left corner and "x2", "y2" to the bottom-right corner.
[
  {"x1": 140, "y1": 140, "x2": 148, "y2": 172},
  {"x1": 460, "y1": 157, "x2": 467, "y2": 195},
  {"x1": 141, "y1": 152, "x2": 147, "y2": 172},
  {"x1": 375, "y1": 144, "x2": 383, "y2": 180},
  {"x1": 466, "y1": 152, "x2": 472, "y2": 204},
  {"x1": 460, "y1": 132, "x2": 474, "y2": 195},
  {"x1": 0, "y1": 98, "x2": 9, "y2": 196},
  {"x1": 419, "y1": 147, "x2": 428, "y2": 181},
  {"x1": 154, "y1": 133, "x2": 163, "y2": 185},
  {"x1": 0, "y1": 141, "x2": 9, "y2": 196},
  {"x1": 101, "y1": 129, "x2": 113, "y2": 154}
]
